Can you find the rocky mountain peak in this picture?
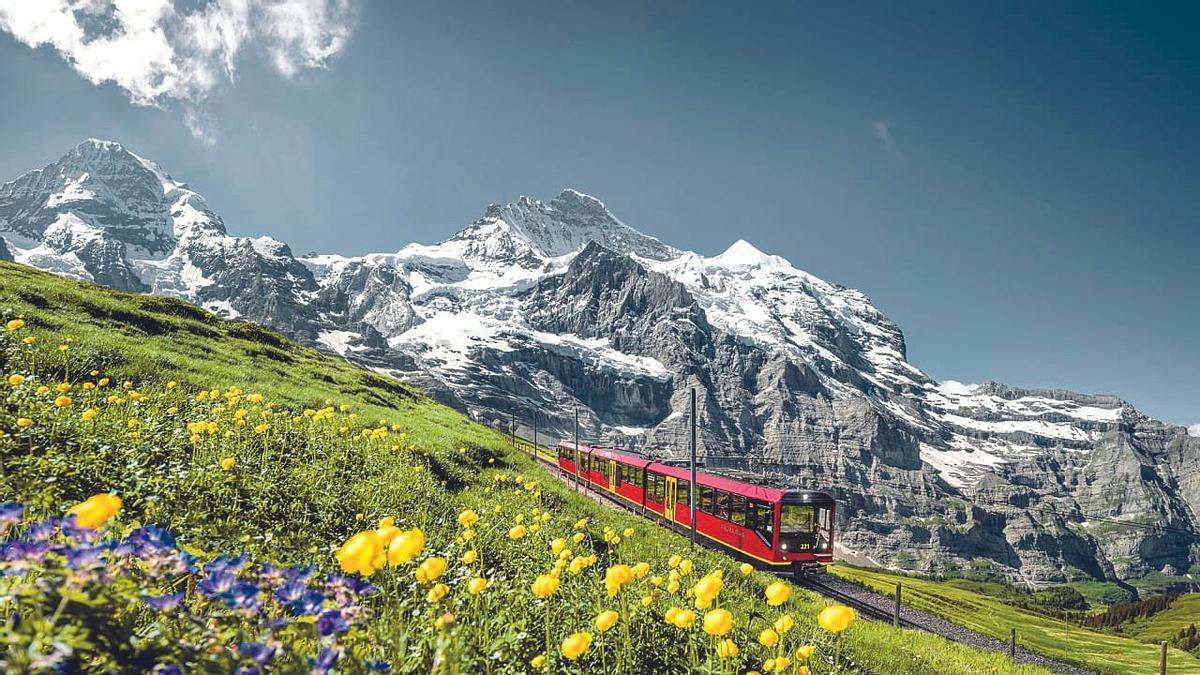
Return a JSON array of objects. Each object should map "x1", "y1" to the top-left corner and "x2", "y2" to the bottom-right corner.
[
  {"x1": 452, "y1": 189, "x2": 678, "y2": 263},
  {"x1": 710, "y1": 238, "x2": 776, "y2": 268},
  {"x1": 2, "y1": 140, "x2": 1197, "y2": 584}
]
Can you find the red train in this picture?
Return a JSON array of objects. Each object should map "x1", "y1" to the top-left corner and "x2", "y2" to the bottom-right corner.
[{"x1": 556, "y1": 442, "x2": 835, "y2": 572}]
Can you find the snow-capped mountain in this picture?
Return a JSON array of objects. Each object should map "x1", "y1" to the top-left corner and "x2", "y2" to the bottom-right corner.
[{"x1": 3, "y1": 139, "x2": 1197, "y2": 584}]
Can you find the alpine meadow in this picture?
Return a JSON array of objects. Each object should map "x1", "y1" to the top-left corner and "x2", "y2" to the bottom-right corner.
[{"x1": 1, "y1": 2, "x2": 1197, "y2": 674}]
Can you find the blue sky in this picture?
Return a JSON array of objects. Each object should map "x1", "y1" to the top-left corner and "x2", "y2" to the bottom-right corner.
[{"x1": 0, "y1": 1, "x2": 1196, "y2": 425}]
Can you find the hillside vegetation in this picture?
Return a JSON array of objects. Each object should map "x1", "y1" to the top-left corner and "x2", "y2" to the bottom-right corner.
[
  {"x1": 0, "y1": 261, "x2": 1044, "y2": 673},
  {"x1": 831, "y1": 565, "x2": 1199, "y2": 674}
]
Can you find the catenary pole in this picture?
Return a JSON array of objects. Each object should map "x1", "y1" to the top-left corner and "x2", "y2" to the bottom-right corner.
[
  {"x1": 574, "y1": 405, "x2": 580, "y2": 492},
  {"x1": 690, "y1": 387, "x2": 698, "y2": 549}
]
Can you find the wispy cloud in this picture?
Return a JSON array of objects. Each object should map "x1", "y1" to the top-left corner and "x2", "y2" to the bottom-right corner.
[
  {"x1": 872, "y1": 120, "x2": 895, "y2": 154},
  {"x1": 0, "y1": 0, "x2": 358, "y2": 143}
]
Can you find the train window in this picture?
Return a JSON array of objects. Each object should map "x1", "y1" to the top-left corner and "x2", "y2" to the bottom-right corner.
[
  {"x1": 779, "y1": 504, "x2": 816, "y2": 554},
  {"x1": 699, "y1": 487, "x2": 715, "y2": 514},
  {"x1": 815, "y1": 505, "x2": 832, "y2": 552},
  {"x1": 747, "y1": 500, "x2": 773, "y2": 546},
  {"x1": 676, "y1": 481, "x2": 690, "y2": 507},
  {"x1": 715, "y1": 491, "x2": 730, "y2": 520},
  {"x1": 730, "y1": 494, "x2": 747, "y2": 525},
  {"x1": 650, "y1": 473, "x2": 665, "y2": 504}
]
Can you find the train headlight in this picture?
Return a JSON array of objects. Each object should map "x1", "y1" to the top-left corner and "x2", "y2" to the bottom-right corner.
[{"x1": 782, "y1": 543, "x2": 788, "y2": 550}]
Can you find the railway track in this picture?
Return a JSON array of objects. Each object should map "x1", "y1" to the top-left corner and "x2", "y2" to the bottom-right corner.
[
  {"x1": 522, "y1": 441, "x2": 1093, "y2": 674},
  {"x1": 794, "y1": 574, "x2": 915, "y2": 628}
]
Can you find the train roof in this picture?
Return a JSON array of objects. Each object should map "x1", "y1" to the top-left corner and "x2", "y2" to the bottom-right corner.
[
  {"x1": 647, "y1": 461, "x2": 789, "y2": 502},
  {"x1": 559, "y1": 442, "x2": 652, "y2": 468},
  {"x1": 559, "y1": 441, "x2": 789, "y2": 503}
]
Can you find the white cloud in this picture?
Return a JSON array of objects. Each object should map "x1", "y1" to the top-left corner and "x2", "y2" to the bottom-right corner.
[
  {"x1": 1189, "y1": 423, "x2": 1200, "y2": 438},
  {"x1": 872, "y1": 120, "x2": 894, "y2": 153},
  {"x1": 0, "y1": 0, "x2": 358, "y2": 142}
]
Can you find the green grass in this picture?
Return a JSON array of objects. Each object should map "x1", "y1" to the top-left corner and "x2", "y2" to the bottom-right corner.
[
  {"x1": 831, "y1": 564, "x2": 1200, "y2": 674},
  {"x1": 0, "y1": 261, "x2": 1048, "y2": 674},
  {"x1": 1067, "y1": 580, "x2": 1137, "y2": 607},
  {"x1": 1123, "y1": 594, "x2": 1200, "y2": 643}
]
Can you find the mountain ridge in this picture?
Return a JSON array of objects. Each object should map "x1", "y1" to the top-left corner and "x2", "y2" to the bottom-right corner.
[{"x1": 2, "y1": 139, "x2": 1197, "y2": 585}]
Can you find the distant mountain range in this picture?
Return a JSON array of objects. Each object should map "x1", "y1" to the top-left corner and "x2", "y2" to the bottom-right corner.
[{"x1": 2, "y1": 139, "x2": 1197, "y2": 585}]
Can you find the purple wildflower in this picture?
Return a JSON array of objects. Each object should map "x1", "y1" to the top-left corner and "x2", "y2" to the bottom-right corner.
[
  {"x1": 238, "y1": 642, "x2": 276, "y2": 665},
  {"x1": 63, "y1": 543, "x2": 107, "y2": 570},
  {"x1": 197, "y1": 570, "x2": 236, "y2": 597},
  {"x1": 204, "y1": 553, "x2": 248, "y2": 575},
  {"x1": 126, "y1": 525, "x2": 177, "y2": 554},
  {"x1": 141, "y1": 592, "x2": 185, "y2": 613},
  {"x1": 317, "y1": 609, "x2": 349, "y2": 636},
  {"x1": 366, "y1": 659, "x2": 392, "y2": 672},
  {"x1": 0, "y1": 501, "x2": 23, "y2": 528},
  {"x1": 276, "y1": 579, "x2": 325, "y2": 616},
  {"x1": 310, "y1": 647, "x2": 341, "y2": 675},
  {"x1": 224, "y1": 580, "x2": 262, "y2": 612},
  {"x1": 25, "y1": 518, "x2": 59, "y2": 542}
]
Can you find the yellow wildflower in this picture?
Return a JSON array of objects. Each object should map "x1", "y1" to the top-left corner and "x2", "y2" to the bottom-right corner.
[
  {"x1": 774, "y1": 614, "x2": 795, "y2": 634},
  {"x1": 67, "y1": 493, "x2": 122, "y2": 529},
  {"x1": 388, "y1": 528, "x2": 425, "y2": 565},
  {"x1": 415, "y1": 557, "x2": 448, "y2": 583},
  {"x1": 457, "y1": 509, "x2": 480, "y2": 527},
  {"x1": 531, "y1": 574, "x2": 560, "y2": 598},
  {"x1": 702, "y1": 608, "x2": 734, "y2": 636},
  {"x1": 560, "y1": 632, "x2": 592, "y2": 661},
  {"x1": 336, "y1": 531, "x2": 385, "y2": 576},
  {"x1": 758, "y1": 627, "x2": 780, "y2": 648},
  {"x1": 594, "y1": 610, "x2": 619, "y2": 633},
  {"x1": 426, "y1": 583, "x2": 449, "y2": 603},
  {"x1": 817, "y1": 605, "x2": 856, "y2": 633},
  {"x1": 764, "y1": 580, "x2": 792, "y2": 606}
]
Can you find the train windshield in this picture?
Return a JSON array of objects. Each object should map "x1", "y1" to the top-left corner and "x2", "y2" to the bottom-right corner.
[{"x1": 779, "y1": 502, "x2": 833, "y2": 554}]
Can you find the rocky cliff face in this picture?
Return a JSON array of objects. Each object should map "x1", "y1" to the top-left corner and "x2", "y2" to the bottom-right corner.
[{"x1": 2, "y1": 139, "x2": 1197, "y2": 585}]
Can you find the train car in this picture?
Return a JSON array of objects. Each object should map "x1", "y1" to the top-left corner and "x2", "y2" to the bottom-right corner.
[{"x1": 556, "y1": 442, "x2": 834, "y2": 573}]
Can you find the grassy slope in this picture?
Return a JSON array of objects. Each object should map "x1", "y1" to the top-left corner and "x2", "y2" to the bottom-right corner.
[
  {"x1": 0, "y1": 261, "x2": 1044, "y2": 674},
  {"x1": 1123, "y1": 594, "x2": 1200, "y2": 643},
  {"x1": 831, "y1": 565, "x2": 1200, "y2": 674}
]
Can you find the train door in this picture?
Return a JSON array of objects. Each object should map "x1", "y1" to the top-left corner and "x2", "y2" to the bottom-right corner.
[
  {"x1": 608, "y1": 460, "x2": 617, "y2": 492},
  {"x1": 664, "y1": 478, "x2": 677, "y2": 523}
]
